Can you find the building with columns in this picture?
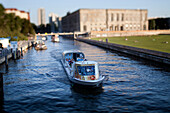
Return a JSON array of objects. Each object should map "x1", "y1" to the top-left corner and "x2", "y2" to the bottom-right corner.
[{"x1": 62, "y1": 9, "x2": 148, "y2": 32}]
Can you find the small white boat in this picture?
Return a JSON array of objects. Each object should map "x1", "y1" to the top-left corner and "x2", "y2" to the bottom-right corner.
[
  {"x1": 51, "y1": 35, "x2": 59, "y2": 42},
  {"x1": 42, "y1": 36, "x2": 47, "y2": 41},
  {"x1": 35, "y1": 40, "x2": 47, "y2": 50},
  {"x1": 61, "y1": 50, "x2": 107, "y2": 88}
]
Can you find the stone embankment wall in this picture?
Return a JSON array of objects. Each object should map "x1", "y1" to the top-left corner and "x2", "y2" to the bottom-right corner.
[
  {"x1": 77, "y1": 38, "x2": 170, "y2": 65},
  {"x1": 90, "y1": 30, "x2": 170, "y2": 37}
]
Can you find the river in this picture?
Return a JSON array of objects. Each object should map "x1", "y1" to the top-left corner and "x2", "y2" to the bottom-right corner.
[{"x1": 0, "y1": 37, "x2": 170, "y2": 112}]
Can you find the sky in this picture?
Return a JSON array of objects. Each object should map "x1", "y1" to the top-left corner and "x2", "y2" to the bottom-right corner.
[{"x1": 1, "y1": 0, "x2": 170, "y2": 25}]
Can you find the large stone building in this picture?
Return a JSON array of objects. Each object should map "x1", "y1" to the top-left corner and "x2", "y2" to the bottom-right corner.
[
  {"x1": 62, "y1": 9, "x2": 148, "y2": 32},
  {"x1": 5, "y1": 8, "x2": 30, "y2": 20}
]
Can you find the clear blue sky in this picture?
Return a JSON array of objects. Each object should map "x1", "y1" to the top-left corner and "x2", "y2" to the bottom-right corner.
[{"x1": 1, "y1": 0, "x2": 170, "y2": 25}]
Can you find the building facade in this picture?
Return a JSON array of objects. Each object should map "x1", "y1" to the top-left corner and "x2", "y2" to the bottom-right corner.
[
  {"x1": 49, "y1": 13, "x2": 58, "y2": 33},
  {"x1": 5, "y1": 8, "x2": 30, "y2": 20},
  {"x1": 57, "y1": 17, "x2": 62, "y2": 32},
  {"x1": 62, "y1": 9, "x2": 148, "y2": 32},
  {"x1": 38, "y1": 8, "x2": 46, "y2": 26}
]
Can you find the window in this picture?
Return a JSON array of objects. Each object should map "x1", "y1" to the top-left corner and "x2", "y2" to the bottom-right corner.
[
  {"x1": 117, "y1": 13, "x2": 119, "y2": 21},
  {"x1": 83, "y1": 25, "x2": 87, "y2": 31},
  {"x1": 77, "y1": 66, "x2": 95, "y2": 76},
  {"x1": 143, "y1": 25, "x2": 146, "y2": 30},
  {"x1": 111, "y1": 14, "x2": 114, "y2": 21},
  {"x1": 122, "y1": 14, "x2": 124, "y2": 21},
  {"x1": 110, "y1": 25, "x2": 114, "y2": 31},
  {"x1": 115, "y1": 26, "x2": 118, "y2": 31},
  {"x1": 120, "y1": 26, "x2": 124, "y2": 31}
]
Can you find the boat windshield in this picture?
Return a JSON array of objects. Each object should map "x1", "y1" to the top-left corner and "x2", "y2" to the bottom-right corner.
[
  {"x1": 76, "y1": 53, "x2": 84, "y2": 61},
  {"x1": 65, "y1": 53, "x2": 73, "y2": 61},
  {"x1": 65, "y1": 52, "x2": 84, "y2": 62},
  {"x1": 37, "y1": 41, "x2": 44, "y2": 44},
  {"x1": 77, "y1": 66, "x2": 95, "y2": 76}
]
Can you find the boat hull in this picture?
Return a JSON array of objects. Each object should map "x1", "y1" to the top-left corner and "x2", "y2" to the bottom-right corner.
[
  {"x1": 70, "y1": 78, "x2": 104, "y2": 88},
  {"x1": 52, "y1": 41, "x2": 60, "y2": 43},
  {"x1": 35, "y1": 47, "x2": 47, "y2": 50}
]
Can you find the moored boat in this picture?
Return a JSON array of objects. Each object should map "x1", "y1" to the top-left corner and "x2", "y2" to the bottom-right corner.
[
  {"x1": 61, "y1": 50, "x2": 107, "y2": 88},
  {"x1": 42, "y1": 36, "x2": 47, "y2": 41},
  {"x1": 35, "y1": 40, "x2": 47, "y2": 50},
  {"x1": 51, "y1": 35, "x2": 59, "y2": 42}
]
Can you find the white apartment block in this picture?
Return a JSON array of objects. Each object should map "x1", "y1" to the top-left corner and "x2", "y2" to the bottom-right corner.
[
  {"x1": 5, "y1": 8, "x2": 30, "y2": 20},
  {"x1": 38, "y1": 8, "x2": 46, "y2": 26}
]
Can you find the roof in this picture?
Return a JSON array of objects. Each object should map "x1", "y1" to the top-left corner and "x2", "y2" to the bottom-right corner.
[
  {"x1": 75, "y1": 61, "x2": 98, "y2": 65},
  {"x1": 62, "y1": 50, "x2": 83, "y2": 55},
  {"x1": 5, "y1": 8, "x2": 28, "y2": 13},
  {"x1": 0, "y1": 38, "x2": 9, "y2": 40},
  {"x1": 5, "y1": 8, "x2": 17, "y2": 11},
  {"x1": 62, "y1": 8, "x2": 148, "y2": 18}
]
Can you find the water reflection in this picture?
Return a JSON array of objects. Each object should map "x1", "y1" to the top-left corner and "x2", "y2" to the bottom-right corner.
[
  {"x1": 70, "y1": 86, "x2": 104, "y2": 112},
  {"x1": 71, "y1": 85, "x2": 104, "y2": 95}
]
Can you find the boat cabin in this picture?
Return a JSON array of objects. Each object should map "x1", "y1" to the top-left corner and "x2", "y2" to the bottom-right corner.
[
  {"x1": 36, "y1": 40, "x2": 45, "y2": 45},
  {"x1": 73, "y1": 61, "x2": 99, "y2": 81},
  {"x1": 51, "y1": 35, "x2": 59, "y2": 42},
  {"x1": 62, "y1": 51, "x2": 85, "y2": 65}
]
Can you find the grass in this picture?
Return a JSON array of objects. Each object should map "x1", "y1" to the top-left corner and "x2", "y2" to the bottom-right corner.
[{"x1": 92, "y1": 35, "x2": 170, "y2": 53}]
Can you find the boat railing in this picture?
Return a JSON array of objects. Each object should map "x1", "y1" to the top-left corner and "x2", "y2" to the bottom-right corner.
[
  {"x1": 65, "y1": 61, "x2": 70, "y2": 67},
  {"x1": 65, "y1": 60, "x2": 74, "y2": 68},
  {"x1": 65, "y1": 60, "x2": 75, "y2": 75}
]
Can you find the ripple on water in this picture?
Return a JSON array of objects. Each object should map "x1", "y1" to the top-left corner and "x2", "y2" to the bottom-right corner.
[{"x1": 2, "y1": 38, "x2": 170, "y2": 113}]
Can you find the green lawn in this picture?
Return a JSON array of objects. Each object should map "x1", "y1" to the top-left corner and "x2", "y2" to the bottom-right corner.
[{"x1": 92, "y1": 35, "x2": 170, "y2": 53}]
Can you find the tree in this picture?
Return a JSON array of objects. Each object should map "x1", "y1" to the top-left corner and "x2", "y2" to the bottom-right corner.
[
  {"x1": 21, "y1": 19, "x2": 35, "y2": 35},
  {"x1": 149, "y1": 19, "x2": 156, "y2": 30},
  {"x1": 0, "y1": 4, "x2": 35, "y2": 40},
  {"x1": 0, "y1": 4, "x2": 5, "y2": 17},
  {"x1": 46, "y1": 24, "x2": 51, "y2": 33},
  {"x1": 0, "y1": 4, "x2": 5, "y2": 27},
  {"x1": 14, "y1": 16, "x2": 22, "y2": 31}
]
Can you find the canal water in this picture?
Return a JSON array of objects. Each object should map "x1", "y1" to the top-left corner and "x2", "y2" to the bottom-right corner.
[{"x1": 0, "y1": 37, "x2": 170, "y2": 112}]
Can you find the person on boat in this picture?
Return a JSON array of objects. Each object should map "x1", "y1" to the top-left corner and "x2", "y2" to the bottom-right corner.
[
  {"x1": 77, "y1": 54, "x2": 84, "y2": 61},
  {"x1": 0, "y1": 43, "x2": 3, "y2": 49},
  {"x1": 68, "y1": 58, "x2": 74, "y2": 66}
]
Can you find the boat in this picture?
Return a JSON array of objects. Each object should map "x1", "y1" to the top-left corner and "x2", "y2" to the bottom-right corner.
[
  {"x1": 61, "y1": 50, "x2": 107, "y2": 88},
  {"x1": 42, "y1": 36, "x2": 47, "y2": 41},
  {"x1": 35, "y1": 40, "x2": 47, "y2": 50},
  {"x1": 51, "y1": 35, "x2": 59, "y2": 42}
]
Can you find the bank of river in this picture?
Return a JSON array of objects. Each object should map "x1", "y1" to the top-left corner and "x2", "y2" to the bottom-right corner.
[
  {"x1": 77, "y1": 37, "x2": 170, "y2": 65},
  {"x1": 92, "y1": 35, "x2": 170, "y2": 53}
]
